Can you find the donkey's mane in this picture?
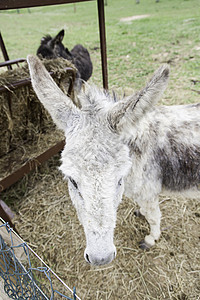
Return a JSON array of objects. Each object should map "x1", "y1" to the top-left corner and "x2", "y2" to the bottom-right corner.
[
  {"x1": 40, "y1": 35, "x2": 52, "y2": 44},
  {"x1": 78, "y1": 84, "x2": 116, "y2": 114}
]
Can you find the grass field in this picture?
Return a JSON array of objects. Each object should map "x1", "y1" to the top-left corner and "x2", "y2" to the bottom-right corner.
[
  {"x1": 1, "y1": 0, "x2": 200, "y2": 299},
  {"x1": 1, "y1": 0, "x2": 200, "y2": 97}
]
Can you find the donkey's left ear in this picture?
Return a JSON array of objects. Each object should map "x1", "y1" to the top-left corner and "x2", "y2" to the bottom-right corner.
[
  {"x1": 54, "y1": 29, "x2": 65, "y2": 43},
  {"x1": 27, "y1": 55, "x2": 80, "y2": 131},
  {"x1": 107, "y1": 64, "x2": 170, "y2": 132}
]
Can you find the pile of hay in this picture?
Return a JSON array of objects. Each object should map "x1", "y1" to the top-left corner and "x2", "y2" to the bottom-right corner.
[
  {"x1": 0, "y1": 58, "x2": 76, "y2": 180},
  {"x1": 5, "y1": 158, "x2": 199, "y2": 300}
]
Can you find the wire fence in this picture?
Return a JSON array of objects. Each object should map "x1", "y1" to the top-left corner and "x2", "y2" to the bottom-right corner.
[{"x1": 0, "y1": 218, "x2": 81, "y2": 300}]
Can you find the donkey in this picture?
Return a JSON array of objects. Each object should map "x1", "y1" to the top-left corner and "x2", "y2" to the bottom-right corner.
[
  {"x1": 27, "y1": 55, "x2": 200, "y2": 266},
  {"x1": 37, "y1": 29, "x2": 93, "y2": 89}
]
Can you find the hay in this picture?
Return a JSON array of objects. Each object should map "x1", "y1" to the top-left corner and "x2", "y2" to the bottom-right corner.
[
  {"x1": 0, "y1": 58, "x2": 77, "y2": 181},
  {"x1": 0, "y1": 94, "x2": 11, "y2": 157},
  {"x1": 0, "y1": 130, "x2": 64, "y2": 180},
  {"x1": 6, "y1": 160, "x2": 199, "y2": 300},
  {"x1": 0, "y1": 58, "x2": 76, "y2": 159}
]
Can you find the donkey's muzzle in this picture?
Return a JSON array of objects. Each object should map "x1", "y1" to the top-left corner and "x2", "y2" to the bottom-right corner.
[{"x1": 84, "y1": 246, "x2": 116, "y2": 266}]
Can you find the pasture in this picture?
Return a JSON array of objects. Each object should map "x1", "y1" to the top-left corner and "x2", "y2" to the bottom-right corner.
[{"x1": 1, "y1": 0, "x2": 200, "y2": 299}]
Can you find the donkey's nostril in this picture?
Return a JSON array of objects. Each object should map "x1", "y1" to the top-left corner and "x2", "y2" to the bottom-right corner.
[{"x1": 85, "y1": 253, "x2": 91, "y2": 264}]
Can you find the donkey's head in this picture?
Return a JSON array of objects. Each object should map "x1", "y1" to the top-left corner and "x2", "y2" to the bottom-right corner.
[
  {"x1": 37, "y1": 29, "x2": 72, "y2": 60},
  {"x1": 27, "y1": 55, "x2": 169, "y2": 265}
]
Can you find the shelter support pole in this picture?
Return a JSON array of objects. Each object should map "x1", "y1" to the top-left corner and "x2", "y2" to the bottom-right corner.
[
  {"x1": 0, "y1": 32, "x2": 12, "y2": 70},
  {"x1": 97, "y1": 0, "x2": 108, "y2": 90}
]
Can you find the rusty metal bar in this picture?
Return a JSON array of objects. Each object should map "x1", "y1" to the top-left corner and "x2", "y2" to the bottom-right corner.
[
  {"x1": 0, "y1": 76, "x2": 32, "y2": 92},
  {"x1": 0, "y1": 32, "x2": 12, "y2": 70},
  {"x1": 97, "y1": 0, "x2": 108, "y2": 90},
  {"x1": 0, "y1": 0, "x2": 94, "y2": 10},
  {"x1": 0, "y1": 140, "x2": 65, "y2": 192},
  {"x1": 0, "y1": 200, "x2": 18, "y2": 233},
  {"x1": 0, "y1": 67, "x2": 76, "y2": 96},
  {"x1": 0, "y1": 58, "x2": 25, "y2": 68}
]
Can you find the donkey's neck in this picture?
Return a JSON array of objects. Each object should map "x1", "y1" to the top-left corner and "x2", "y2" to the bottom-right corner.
[{"x1": 124, "y1": 113, "x2": 154, "y2": 158}]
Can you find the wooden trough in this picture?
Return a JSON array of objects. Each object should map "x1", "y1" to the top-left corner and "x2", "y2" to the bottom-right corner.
[{"x1": 0, "y1": 56, "x2": 76, "y2": 193}]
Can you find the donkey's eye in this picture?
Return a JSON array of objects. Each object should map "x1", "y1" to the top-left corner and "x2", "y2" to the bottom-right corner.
[
  {"x1": 118, "y1": 178, "x2": 123, "y2": 186},
  {"x1": 69, "y1": 177, "x2": 78, "y2": 189}
]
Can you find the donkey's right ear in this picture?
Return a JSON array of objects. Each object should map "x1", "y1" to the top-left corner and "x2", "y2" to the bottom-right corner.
[
  {"x1": 27, "y1": 55, "x2": 81, "y2": 131},
  {"x1": 108, "y1": 64, "x2": 169, "y2": 132}
]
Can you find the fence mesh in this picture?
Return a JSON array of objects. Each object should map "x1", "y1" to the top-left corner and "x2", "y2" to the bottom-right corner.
[{"x1": 0, "y1": 218, "x2": 81, "y2": 300}]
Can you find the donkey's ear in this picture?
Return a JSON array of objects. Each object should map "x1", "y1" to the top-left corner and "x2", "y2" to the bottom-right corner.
[
  {"x1": 108, "y1": 64, "x2": 169, "y2": 132},
  {"x1": 65, "y1": 47, "x2": 72, "y2": 57},
  {"x1": 54, "y1": 29, "x2": 65, "y2": 44},
  {"x1": 27, "y1": 55, "x2": 80, "y2": 131}
]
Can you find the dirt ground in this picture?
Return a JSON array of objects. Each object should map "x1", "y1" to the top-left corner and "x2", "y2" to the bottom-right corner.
[{"x1": 120, "y1": 15, "x2": 150, "y2": 22}]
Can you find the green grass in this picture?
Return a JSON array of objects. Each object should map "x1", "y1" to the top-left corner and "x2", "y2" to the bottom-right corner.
[{"x1": 1, "y1": 0, "x2": 200, "y2": 102}]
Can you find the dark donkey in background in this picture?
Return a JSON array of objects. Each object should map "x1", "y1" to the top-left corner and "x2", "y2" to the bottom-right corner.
[{"x1": 37, "y1": 29, "x2": 93, "y2": 91}]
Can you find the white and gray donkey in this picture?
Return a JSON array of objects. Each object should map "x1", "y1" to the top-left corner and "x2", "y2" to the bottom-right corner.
[{"x1": 27, "y1": 55, "x2": 200, "y2": 266}]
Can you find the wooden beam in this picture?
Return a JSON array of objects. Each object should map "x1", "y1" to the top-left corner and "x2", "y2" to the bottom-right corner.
[{"x1": 0, "y1": 0, "x2": 93, "y2": 10}]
